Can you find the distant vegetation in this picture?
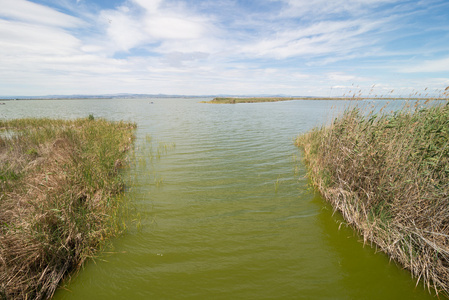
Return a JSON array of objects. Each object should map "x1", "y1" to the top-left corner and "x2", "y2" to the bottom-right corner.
[
  {"x1": 0, "y1": 117, "x2": 136, "y2": 299},
  {"x1": 296, "y1": 100, "x2": 449, "y2": 297},
  {"x1": 201, "y1": 96, "x2": 449, "y2": 104},
  {"x1": 202, "y1": 97, "x2": 300, "y2": 104}
]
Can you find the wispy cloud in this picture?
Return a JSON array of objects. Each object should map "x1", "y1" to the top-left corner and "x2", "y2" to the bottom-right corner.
[
  {"x1": 400, "y1": 56, "x2": 449, "y2": 73},
  {"x1": 278, "y1": 0, "x2": 401, "y2": 18},
  {"x1": 0, "y1": 19, "x2": 81, "y2": 56},
  {"x1": 238, "y1": 18, "x2": 387, "y2": 60},
  {"x1": 0, "y1": 0, "x2": 448, "y2": 96},
  {"x1": 0, "y1": 0, "x2": 84, "y2": 28}
]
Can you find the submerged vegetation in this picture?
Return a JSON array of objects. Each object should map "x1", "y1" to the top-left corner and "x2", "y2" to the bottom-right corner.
[
  {"x1": 0, "y1": 117, "x2": 136, "y2": 299},
  {"x1": 296, "y1": 100, "x2": 449, "y2": 297}
]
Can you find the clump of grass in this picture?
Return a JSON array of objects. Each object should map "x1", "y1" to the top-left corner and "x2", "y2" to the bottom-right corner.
[
  {"x1": 0, "y1": 117, "x2": 136, "y2": 299},
  {"x1": 296, "y1": 100, "x2": 449, "y2": 297}
]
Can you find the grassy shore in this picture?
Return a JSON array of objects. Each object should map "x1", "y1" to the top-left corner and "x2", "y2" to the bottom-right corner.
[
  {"x1": 0, "y1": 117, "x2": 136, "y2": 299},
  {"x1": 202, "y1": 97, "x2": 300, "y2": 104},
  {"x1": 202, "y1": 97, "x2": 449, "y2": 104},
  {"x1": 296, "y1": 100, "x2": 449, "y2": 297}
]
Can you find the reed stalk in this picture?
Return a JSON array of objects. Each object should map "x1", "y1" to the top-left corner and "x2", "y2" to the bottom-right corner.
[
  {"x1": 296, "y1": 100, "x2": 449, "y2": 297},
  {"x1": 0, "y1": 117, "x2": 136, "y2": 299}
]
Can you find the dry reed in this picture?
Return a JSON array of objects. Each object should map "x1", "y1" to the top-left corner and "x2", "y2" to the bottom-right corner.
[
  {"x1": 296, "y1": 99, "x2": 449, "y2": 297},
  {"x1": 0, "y1": 117, "x2": 136, "y2": 299}
]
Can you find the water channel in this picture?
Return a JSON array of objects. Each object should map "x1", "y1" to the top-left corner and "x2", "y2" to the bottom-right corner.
[{"x1": 2, "y1": 98, "x2": 435, "y2": 299}]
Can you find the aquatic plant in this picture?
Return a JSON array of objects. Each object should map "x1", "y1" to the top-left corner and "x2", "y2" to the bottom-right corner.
[
  {"x1": 274, "y1": 175, "x2": 281, "y2": 193},
  {"x1": 0, "y1": 117, "x2": 136, "y2": 299},
  {"x1": 296, "y1": 99, "x2": 449, "y2": 297}
]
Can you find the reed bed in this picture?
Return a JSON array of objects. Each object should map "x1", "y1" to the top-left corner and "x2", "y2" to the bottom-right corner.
[
  {"x1": 202, "y1": 96, "x2": 445, "y2": 104},
  {"x1": 0, "y1": 117, "x2": 136, "y2": 299},
  {"x1": 203, "y1": 97, "x2": 298, "y2": 104},
  {"x1": 296, "y1": 100, "x2": 449, "y2": 297}
]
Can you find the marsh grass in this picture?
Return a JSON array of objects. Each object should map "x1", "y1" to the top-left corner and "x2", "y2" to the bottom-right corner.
[
  {"x1": 201, "y1": 95, "x2": 449, "y2": 104},
  {"x1": 202, "y1": 97, "x2": 299, "y2": 104},
  {"x1": 0, "y1": 117, "x2": 136, "y2": 299},
  {"x1": 296, "y1": 98, "x2": 449, "y2": 296}
]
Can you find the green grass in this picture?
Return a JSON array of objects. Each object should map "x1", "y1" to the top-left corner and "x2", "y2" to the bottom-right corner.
[
  {"x1": 201, "y1": 96, "x2": 449, "y2": 104},
  {"x1": 202, "y1": 97, "x2": 299, "y2": 104},
  {"x1": 0, "y1": 117, "x2": 136, "y2": 299},
  {"x1": 296, "y1": 100, "x2": 449, "y2": 297}
]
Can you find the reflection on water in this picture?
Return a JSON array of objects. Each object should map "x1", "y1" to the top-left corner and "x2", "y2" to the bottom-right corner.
[{"x1": 2, "y1": 98, "x2": 434, "y2": 299}]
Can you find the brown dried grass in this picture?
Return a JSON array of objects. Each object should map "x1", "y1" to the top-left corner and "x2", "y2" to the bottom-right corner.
[
  {"x1": 296, "y1": 100, "x2": 449, "y2": 297},
  {"x1": 0, "y1": 117, "x2": 136, "y2": 299}
]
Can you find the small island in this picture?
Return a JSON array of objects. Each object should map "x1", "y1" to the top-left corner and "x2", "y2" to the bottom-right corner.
[
  {"x1": 201, "y1": 96, "x2": 448, "y2": 104},
  {"x1": 202, "y1": 97, "x2": 300, "y2": 104}
]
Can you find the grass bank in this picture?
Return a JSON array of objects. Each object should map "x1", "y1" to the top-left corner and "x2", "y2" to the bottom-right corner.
[
  {"x1": 296, "y1": 101, "x2": 449, "y2": 297},
  {"x1": 201, "y1": 97, "x2": 445, "y2": 104},
  {"x1": 0, "y1": 117, "x2": 136, "y2": 299},
  {"x1": 202, "y1": 97, "x2": 300, "y2": 104}
]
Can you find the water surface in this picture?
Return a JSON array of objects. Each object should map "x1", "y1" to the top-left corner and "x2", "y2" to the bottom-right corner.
[{"x1": 1, "y1": 98, "x2": 435, "y2": 299}]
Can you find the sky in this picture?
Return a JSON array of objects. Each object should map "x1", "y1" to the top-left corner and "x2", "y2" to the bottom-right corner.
[{"x1": 1, "y1": 0, "x2": 449, "y2": 97}]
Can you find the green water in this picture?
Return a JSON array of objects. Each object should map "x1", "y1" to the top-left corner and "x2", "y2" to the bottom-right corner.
[{"x1": 2, "y1": 98, "x2": 435, "y2": 299}]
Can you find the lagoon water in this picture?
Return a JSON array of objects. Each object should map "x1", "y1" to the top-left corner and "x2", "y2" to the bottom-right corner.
[{"x1": 2, "y1": 98, "x2": 434, "y2": 299}]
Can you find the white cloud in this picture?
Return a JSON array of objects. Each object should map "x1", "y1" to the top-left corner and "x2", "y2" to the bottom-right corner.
[
  {"x1": 0, "y1": 0, "x2": 84, "y2": 28},
  {"x1": 0, "y1": 0, "x2": 448, "y2": 96},
  {"x1": 326, "y1": 72, "x2": 357, "y2": 82},
  {"x1": 280, "y1": 0, "x2": 401, "y2": 18},
  {"x1": 400, "y1": 57, "x2": 449, "y2": 73},
  {"x1": 0, "y1": 19, "x2": 81, "y2": 56},
  {"x1": 163, "y1": 52, "x2": 209, "y2": 67},
  {"x1": 132, "y1": 0, "x2": 163, "y2": 13},
  {"x1": 145, "y1": 16, "x2": 205, "y2": 40},
  {"x1": 101, "y1": 9, "x2": 149, "y2": 52},
  {"x1": 96, "y1": 0, "x2": 216, "y2": 54},
  {"x1": 239, "y1": 18, "x2": 384, "y2": 59}
]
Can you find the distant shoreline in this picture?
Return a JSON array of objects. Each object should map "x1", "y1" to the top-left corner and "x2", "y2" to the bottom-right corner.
[
  {"x1": 0, "y1": 96, "x2": 207, "y2": 101},
  {"x1": 2, "y1": 96, "x2": 448, "y2": 102}
]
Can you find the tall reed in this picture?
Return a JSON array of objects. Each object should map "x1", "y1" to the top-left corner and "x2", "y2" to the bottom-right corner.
[
  {"x1": 0, "y1": 117, "x2": 136, "y2": 299},
  {"x1": 296, "y1": 100, "x2": 449, "y2": 297}
]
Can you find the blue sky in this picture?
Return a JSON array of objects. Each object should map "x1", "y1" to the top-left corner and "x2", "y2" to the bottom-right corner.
[{"x1": 1, "y1": 0, "x2": 449, "y2": 96}]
